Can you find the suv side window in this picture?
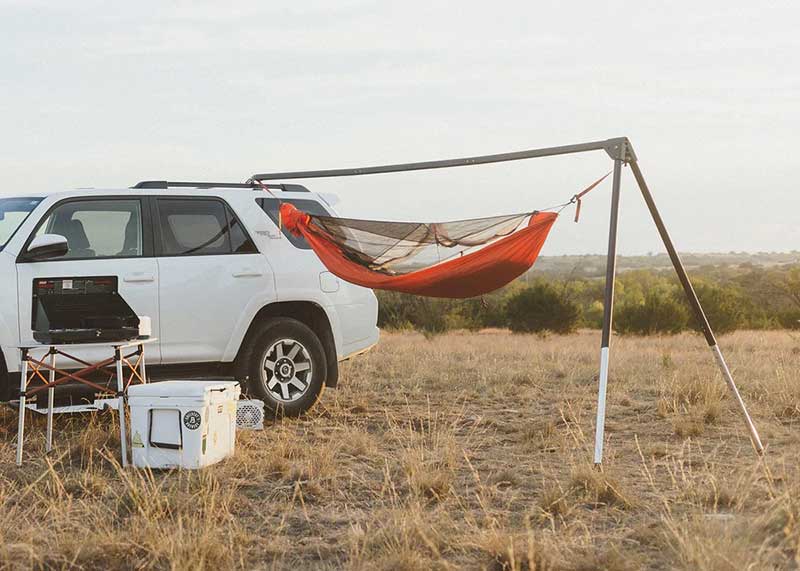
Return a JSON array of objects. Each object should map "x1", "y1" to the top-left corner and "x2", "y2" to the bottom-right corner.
[
  {"x1": 32, "y1": 199, "x2": 143, "y2": 259},
  {"x1": 156, "y1": 198, "x2": 257, "y2": 256},
  {"x1": 257, "y1": 197, "x2": 330, "y2": 250},
  {"x1": 227, "y1": 206, "x2": 258, "y2": 254}
]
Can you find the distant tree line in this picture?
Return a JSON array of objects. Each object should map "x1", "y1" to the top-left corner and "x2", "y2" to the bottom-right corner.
[
  {"x1": 534, "y1": 251, "x2": 800, "y2": 277},
  {"x1": 377, "y1": 265, "x2": 800, "y2": 336}
]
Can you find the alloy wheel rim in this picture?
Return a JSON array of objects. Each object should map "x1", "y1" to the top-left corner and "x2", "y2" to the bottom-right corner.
[{"x1": 261, "y1": 339, "x2": 313, "y2": 403}]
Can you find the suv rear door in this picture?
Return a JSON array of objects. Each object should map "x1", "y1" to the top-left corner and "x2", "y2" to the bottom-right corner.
[
  {"x1": 16, "y1": 196, "x2": 161, "y2": 363},
  {"x1": 154, "y1": 196, "x2": 273, "y2": 363}
]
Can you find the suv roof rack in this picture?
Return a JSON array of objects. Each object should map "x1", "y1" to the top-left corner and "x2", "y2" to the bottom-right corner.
[{"x1": 131, "y1": 181, "x2": 310, "y2": 192}]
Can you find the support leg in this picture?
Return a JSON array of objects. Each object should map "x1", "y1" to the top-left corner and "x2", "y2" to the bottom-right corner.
[
  {"x1": 594, "y1": 159, "x2": 624, "y2": 465},
  {"x1": 115, "y1": 347, "x2": 129, "y2": 467},
  {"x1": 16, "y1": 352, "x2": 29, "y2": 466},
  {"x1": 629, "y1": 161, "x2": 764, "y2": 454},
  {"x1": 46, "y1": 349, "x2": 55, "y2": 453}
]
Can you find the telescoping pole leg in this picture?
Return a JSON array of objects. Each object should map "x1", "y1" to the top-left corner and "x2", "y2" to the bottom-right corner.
[
  {"x1": 115, "y1": 347, "x2": 129, "y2": 467},
  {"x1": 593, "y1": 158, "x2": 624, "y2": 465},
  {"x1": 629, "y1": 161, "x2": 764, "y2": 455},
  {"x1": 16, "y1": 350, "x2": 29, "y2": 466},
  {"x1": 46, "y1": 348, "x2": 56, "y2": 452}
]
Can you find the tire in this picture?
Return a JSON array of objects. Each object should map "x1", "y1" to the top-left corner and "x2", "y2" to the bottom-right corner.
[{"x1": 241, "y1": 317, "x2": 327, "y2": 416}]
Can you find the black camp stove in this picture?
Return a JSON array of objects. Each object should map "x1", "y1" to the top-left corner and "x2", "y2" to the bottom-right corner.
[{"x1": 32, "y1": 276, "x2": 140, "y2": 345}]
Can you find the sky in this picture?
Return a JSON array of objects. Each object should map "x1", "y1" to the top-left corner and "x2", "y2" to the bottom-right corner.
[{"x1": 1, "y1": 1, "x2": 798, "y2": 255}]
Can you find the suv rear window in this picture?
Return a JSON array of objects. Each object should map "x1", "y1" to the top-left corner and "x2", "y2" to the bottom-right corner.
[
  {"x1": 157, "y1": 198, "x2": 257, "y2": 256},
  {"x1": 258, "y1": 198, "x2": 330, "y2": 250}
]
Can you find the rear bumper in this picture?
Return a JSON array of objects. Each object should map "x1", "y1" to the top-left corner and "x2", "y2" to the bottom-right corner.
[{"x1": 339, "y1": 326, "x2": 380, "y2": 361}]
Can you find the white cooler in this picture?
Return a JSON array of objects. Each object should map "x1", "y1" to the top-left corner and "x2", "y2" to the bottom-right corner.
[{"x1": 127, "y1": 380, "x2": 240, "y2": 469}]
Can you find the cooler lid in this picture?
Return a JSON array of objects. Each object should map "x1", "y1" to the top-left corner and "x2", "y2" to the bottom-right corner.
[{"x1": 128, "y1": 379, "x2": 239, "y2": 399}]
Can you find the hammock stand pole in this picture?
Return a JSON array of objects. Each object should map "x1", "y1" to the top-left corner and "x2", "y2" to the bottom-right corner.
[
  {"x1": 250, "y1": 138, "x2": 631, "y2": 180},
  {"x1": 251, "y1": 136, "x2": 764, "y2": 463},
  {"x1": 593, "y1": 158, "x2": 623, "y2": 465},
  {"x1": 629, "y1": 161, "x2": 765, "y2": 457}
]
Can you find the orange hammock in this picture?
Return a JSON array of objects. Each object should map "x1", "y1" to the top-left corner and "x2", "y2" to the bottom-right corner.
[{"x1": 280, "y1": 203, "x2": 558, "y2": 298}]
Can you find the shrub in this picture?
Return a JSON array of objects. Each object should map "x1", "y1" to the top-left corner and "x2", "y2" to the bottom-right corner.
[
  {"x1": 460, "y1": 296, "x2": 507, "y2": 329},
  {"x1": 376, "y1": 292, "x2": 498, "y2": 336},
  {"x1": 686, "y1": 282, "x2": 746, "y2": 335},
  {"x1": 383, "y1": 295, "x2": 450, "y2": 337},
  {"x1": 778, "y1": 310, "x2": 800, "y2": 330},
  {"x1": 582, "y1": 300, "x2": 605, "y2": 329},
  {"x1": 377, "y1": 287, "x2": 514, "y2": 335},
  {"x1": 504, "y1": 282, "x2": 580, "y2": 334},
  {"x1": 615, "y1": 291, "x2": 689, "y2": 335},
  {"x1": 376, "y1": 291, "x2": 416, "y2": 330}
]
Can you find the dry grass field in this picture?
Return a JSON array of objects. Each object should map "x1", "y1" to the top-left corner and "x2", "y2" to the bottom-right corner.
[{"x1": 0, "y1": 330, "x2": 799, "y2": 570}]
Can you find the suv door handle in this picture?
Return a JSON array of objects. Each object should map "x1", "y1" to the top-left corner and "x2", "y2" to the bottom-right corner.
[
  {"x1": 123, "y1": 273, "x2": 155, "y2": 283},
  {"x1": 233, "y1": 268, "x2": 264, "y2": 278}
]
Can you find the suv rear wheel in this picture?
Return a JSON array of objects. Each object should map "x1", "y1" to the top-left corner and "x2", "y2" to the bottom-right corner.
[{"x1": 242, "y1": 317, "x2": 326, "y2": 416}]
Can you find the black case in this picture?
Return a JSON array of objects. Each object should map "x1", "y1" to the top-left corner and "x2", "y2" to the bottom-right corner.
[{"x1": 32, "y1": 276, "x2": 141, "y2": 344}]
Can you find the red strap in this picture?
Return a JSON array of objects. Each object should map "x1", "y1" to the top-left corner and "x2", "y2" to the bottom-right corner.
[{"x1": 573, "y1": 171, "x2": 611, "y2": 223}]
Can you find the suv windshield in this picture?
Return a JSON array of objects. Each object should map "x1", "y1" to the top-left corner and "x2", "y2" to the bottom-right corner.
[{"x1": 0, "y1": 197, "x2": 43, "y2": 249}]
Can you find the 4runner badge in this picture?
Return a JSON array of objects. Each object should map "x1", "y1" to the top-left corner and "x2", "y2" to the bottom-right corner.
[{"x1": 183, "y1": 411, "x2": 202, "y2": 430}]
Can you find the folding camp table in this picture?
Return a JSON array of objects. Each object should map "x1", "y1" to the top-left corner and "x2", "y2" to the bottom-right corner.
[{"x1": 14, "y1": 338, "x2": 156, "y2": 467}]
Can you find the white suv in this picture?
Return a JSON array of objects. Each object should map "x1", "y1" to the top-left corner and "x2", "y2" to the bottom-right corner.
[{"x1": 0, "y1": 181, "x2": 379, "y2": 415}]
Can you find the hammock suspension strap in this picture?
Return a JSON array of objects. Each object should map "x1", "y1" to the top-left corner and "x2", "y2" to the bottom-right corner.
[{"x1": 570, "y1": 171, "x2": 612, "y2": 222}]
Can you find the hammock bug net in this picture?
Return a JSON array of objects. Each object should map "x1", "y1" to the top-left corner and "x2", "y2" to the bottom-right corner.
[
  {"x1": 280, "y1": 203, "x2": 556, "y2": 298},
  {"x1": 275, "y1": 174, "x2": 608, "y2": 298},
  {"x1": 309, "y1": 211, "x2": 539, "y2": 274}
]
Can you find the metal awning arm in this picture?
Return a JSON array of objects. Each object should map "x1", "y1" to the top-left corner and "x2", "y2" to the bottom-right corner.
[{"x1": 250, "y1": 137, "x2": 635, "y2": 181}]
